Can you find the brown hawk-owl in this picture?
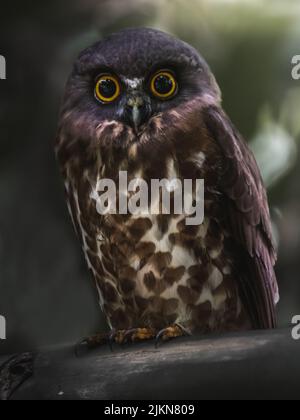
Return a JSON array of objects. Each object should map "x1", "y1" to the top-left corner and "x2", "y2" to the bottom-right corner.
[{"x1": 55, "y1": 28, "x2": 279, "y2": 347}]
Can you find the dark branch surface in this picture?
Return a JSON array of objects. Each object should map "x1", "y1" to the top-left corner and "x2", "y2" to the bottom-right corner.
[{"x1": 0, "y1": 329, "x2": 299, "y2": 400}]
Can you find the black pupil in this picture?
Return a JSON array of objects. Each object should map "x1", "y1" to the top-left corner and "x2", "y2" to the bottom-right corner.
[
  {"x1": 99, "y1": 78, "x2": 117, "y2": 98},
  {"x1": 154, "y1": 75, "x2": 173, "y2": 95}
]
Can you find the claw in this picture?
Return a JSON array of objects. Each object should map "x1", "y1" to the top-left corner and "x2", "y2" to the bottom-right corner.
[
  {"x1": 123, "y1": 329, "x2": 138, "y2": 343},
  {"x1": 75, "y1": 332, "x2": 111, "y2": 357},
  {"x1": 155, "y1": 324, "x2": 191, "y2": 348},
  {"x1": 75, "y1": 324, "x2": 188, "y2": 356},
  {"x1": 124, "y1": 328, "x2": 156, "y2": 343},
  {"x1": 103, "y1": 330, "x2": 126, "y2": 346}
]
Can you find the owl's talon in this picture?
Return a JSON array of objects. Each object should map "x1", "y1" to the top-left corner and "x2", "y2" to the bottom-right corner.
[
  {"x1": 75, "y1": 332, "x2": 112, "y2": 357},
  {"x1": 75, "y1": 327, "x2": 158, "y2": 355},
  {"x1": 123, "y1": 327, "x2": 157, "y2": 343},
  {"x1": 155, "y1": 324, "x2": 191, "y2": 348},
  {"x1": 123, "y1": 329, "x2": 138, "y2": 343},
  {"x1": 113, "y1": 330, "x2": 128, "y2": 345}
]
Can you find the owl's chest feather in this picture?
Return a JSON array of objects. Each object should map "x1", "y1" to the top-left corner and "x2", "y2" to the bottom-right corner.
[
  {"x1": 96, "y1": 194, "x2": 237, "y2": 331},
  {"x1": 71, "y1": 149, "x2": 243, "y2": 331}
]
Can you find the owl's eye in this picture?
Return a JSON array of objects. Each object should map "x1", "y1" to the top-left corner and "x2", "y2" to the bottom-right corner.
[
  {"x1": 150, "y1": 71, "x2": 177, "y2": 99},
  {"x1": 95, "y1": 75, "x2": 121, "y2": 103}
]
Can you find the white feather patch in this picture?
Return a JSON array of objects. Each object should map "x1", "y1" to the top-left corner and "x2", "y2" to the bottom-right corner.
[{"x1": 124, "y1": 78, "x2": 143, "y2": 90}]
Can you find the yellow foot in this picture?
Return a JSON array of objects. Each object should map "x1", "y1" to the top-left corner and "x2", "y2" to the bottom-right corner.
[
  {"x1": 155, "y1": 324, "x2": 191, "y2": 347},
  {"x1": 75, "y1": 327, "x2": 157, "y2": 356},
  {"x1": 114, "y1": 328, "x2": 157, "y2": 344},
  {"x1": 76, "y1": 324, "x2": 192, "y2": 355}
]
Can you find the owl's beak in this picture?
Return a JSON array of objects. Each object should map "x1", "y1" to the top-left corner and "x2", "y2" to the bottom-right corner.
[{"x1": 124, "y1": 92, "x2": 151, "y2": 132}]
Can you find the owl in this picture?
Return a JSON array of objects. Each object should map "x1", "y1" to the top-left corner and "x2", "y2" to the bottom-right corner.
[{"x1": 55, "y1": 28, "x2": 279, "y2": 348}]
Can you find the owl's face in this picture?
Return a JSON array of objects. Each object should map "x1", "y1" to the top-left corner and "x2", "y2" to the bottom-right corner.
[{"x1": 59, "y1": 28, "x2": 220, "y2": 153}]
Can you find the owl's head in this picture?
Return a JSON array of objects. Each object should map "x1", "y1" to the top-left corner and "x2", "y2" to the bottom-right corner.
[{"x1": 58, "y1": 28, "x2": 221, "y2": 158}]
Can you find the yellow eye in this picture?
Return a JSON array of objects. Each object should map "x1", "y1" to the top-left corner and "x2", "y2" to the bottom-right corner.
[
  {"x1": 150, "y1": 71, "x2": 177, "y2": 99},
  {"x1": 95, "y1": 75, "x2": 121, "y2": 103}
]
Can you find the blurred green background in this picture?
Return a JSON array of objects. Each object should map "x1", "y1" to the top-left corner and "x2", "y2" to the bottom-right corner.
[{"x1": 0, "y1": 0, "x2": 299, "y2": 355}]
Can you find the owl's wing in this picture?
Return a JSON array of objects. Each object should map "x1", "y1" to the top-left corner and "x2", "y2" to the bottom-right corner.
[{"x1": 203, "y1": 105, "x2": 278, "y2": 329}]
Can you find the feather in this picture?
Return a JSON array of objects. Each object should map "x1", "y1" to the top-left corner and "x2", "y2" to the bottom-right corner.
[{"x1": 203, "y1": 106, "x2": 278, "y2": 329}]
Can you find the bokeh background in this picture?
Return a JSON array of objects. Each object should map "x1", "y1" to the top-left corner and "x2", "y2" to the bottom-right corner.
[{"x1": 0, "y1": 0, "x2": 299, "y2": 355}]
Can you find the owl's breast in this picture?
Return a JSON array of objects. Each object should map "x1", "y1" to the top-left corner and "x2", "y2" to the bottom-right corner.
[
  {"x1": 67, "y1": 146, "x2": 247, "y2": 332},
  {"x1": 94, "y1": 206, "x2": 245, "y2": 332}
]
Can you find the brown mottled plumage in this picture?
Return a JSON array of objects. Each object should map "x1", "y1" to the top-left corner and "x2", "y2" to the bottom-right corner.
[{"x1": 55, "y1": 28, "x2": 278, "y2": 346}]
